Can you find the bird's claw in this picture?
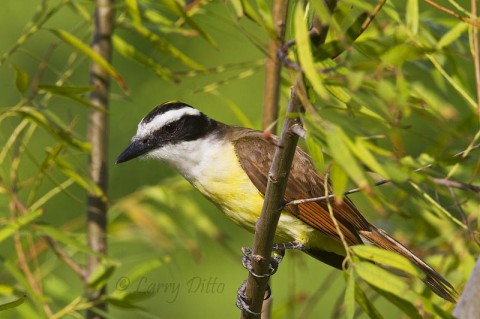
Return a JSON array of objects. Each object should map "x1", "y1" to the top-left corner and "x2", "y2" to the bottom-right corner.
[
  {"x1": 235, "y1": 280, "x2": 272, "y2": 315},
  {"x1": 236, "y1": 280, "x2": 261, "y2": 315},
  {"x1": 241, "y1": 247, "x2": 282, "y2": 278}
]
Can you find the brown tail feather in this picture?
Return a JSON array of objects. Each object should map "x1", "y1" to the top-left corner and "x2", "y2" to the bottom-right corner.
[{"x1": 359, "y1": 228, "x2": 458, "y2": 303}]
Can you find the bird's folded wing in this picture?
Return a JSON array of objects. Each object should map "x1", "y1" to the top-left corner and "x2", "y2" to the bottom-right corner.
[{"x1": 234, "y1": 133, "x2": 371, "y2": 246}]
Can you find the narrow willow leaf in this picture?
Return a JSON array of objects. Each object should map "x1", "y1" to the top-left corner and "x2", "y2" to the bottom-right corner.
[
  {"x1": 38, "y1": 84, "x2": 94, "y2": 95},
  {"x1": 68, "y1": 1, "x2": 91, "y2": 22},
  {"x1": 409, "y1": 181, "x2": 466, "y2": 229},
  {"x1": 211, "y1": 94, "x2": 253, "y2": 128},
  {"x1": 48, "y1": 28, "x2": 127, "y2": 90},
  {"x1": 255, "y1": 0, "x2": 274, "y2": 36},
  {"x1": 88, "y1": 261, "x2": 118, "y2": 290},
  {"x1": 305, "y1": 133, "x2": 325, "y2": 174},
  {"x1": 160, "y1": 0, "x2": 218, "y2": 48},
  {"x1": 125, "y1": 0, "x2": 141, "y2": 27},
  {"x1": 370, "y1": 286, "x2": 422, "y2": 319},
  {"x1": 331, "y1": 162, "x2": 348, "y2": 201},
  {"x1": 0, "y1": 210, "x2": 43, "y2": 243},
  {"x1": 134, "y1": 24, "x2": 204, "y2": 70},
  {"x1": 381, "y1": 44, "x2": 429, "y2": 66},
  {"x1": 354, "y1": 283, "x2": 384, "y2": 319},
  {"x1": 229, "y1": 0, "x2": 244, "y2": 18},
  {"x1": 436, "y1": 22, "x2": 468, "y2": 50},
  {"x1": 310, "y1": 0, "x2": 333, "y2": 25},
  {"x1": 16, "y1": 107, "x2": 91, "y2": 151},
  {"x1": 351, "y1": 138, "x2": 389, "y2": 179},
  {"x1": 315, "y1": 12, "x2": 369, "y2": 60},
  {"x1": 55, "y1": 157, "x2": 106, "y2": 200},
  {"x1": 327, "y1": 127, "x2": 368, "y2": 188},
  {"x1": 113, "y1": 35, "x2": 176, "y2": 82},
  {"x1": 0, "y1": 295, "x2": 26, "y2": 311},
  {"x1": 240, "y1": 0, "x2": 263, "y2": 25},
  {"x1": 345, "y1": 270, "x2": 355, "y2": 319},
  {"x1": 36, "y1": 224, "x2": 101, "y2": 256},
  {"x1": 406, "y1": 0, "x2": 418, "y2": 34},
  {"x1": 355, "y1": 262, "x2": 414, "y2": 299},
  {"x1": 125, "y1": 258, "x2": 170, "y2": 284},
  {"x1": 352, "y1": 246, "x2": 423, "y2": 278},
  {"x1": 11, "y1": 64, "x2": 30, "y2": 94},
  {"x1": 294, "y1": 4, "x2": 329, "y2": 99}
]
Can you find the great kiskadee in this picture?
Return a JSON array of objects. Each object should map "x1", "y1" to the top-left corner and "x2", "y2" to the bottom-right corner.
[{"x1": 116, "y1": 101, "x2": 457, "y2": 302}]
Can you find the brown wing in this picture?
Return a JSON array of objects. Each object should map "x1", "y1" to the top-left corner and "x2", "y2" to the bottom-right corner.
[
  {"x1": 231, "y1": 128, "x2": 457, "y2": 302},
  {"x1": 232, "y1": 129, "x2": 371, "y2": 246}
]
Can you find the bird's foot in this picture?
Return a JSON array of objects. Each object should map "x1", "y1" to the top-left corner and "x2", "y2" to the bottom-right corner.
[
  {"x1": 235, "y1": 279, "x2": 271, "y2": 315},
  {"x1": 272, "y1": 241, "x2": 305, "y2": 251},
  {"x1": 241, "y1": 247, "x2": 283, "y2": 278}
]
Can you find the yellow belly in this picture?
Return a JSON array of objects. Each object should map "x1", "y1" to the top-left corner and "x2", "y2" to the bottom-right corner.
[{"x1": 190, "y1": 142, "x2": 344, "y2": 256}]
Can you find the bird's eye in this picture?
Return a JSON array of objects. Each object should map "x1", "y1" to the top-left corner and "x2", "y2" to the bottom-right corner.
[
  {"x1": 141, "y1": 138, "x2": 149, "y2": 144},
  {"x1": 164, "y1": 123, "x2": 176, "y2": 134}
]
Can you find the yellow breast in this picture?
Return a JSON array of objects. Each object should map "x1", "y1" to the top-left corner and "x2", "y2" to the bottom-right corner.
[{"x1": 191, "y1": 142, "x2": 318, "y2": 246}]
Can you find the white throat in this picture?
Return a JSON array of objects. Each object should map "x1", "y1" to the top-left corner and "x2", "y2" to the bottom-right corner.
[{"x1": 146, "y1": 135, "x2": 227, "y2": 183}]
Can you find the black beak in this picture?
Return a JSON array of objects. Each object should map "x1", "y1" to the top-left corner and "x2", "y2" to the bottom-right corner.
[{"x1": 116, "y1": 140, "x2": 149, "y2": 164}]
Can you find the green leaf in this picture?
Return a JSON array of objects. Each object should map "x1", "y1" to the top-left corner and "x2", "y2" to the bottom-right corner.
[
  {"x1": 351, "y1": 138, "x2": 389, "y2": 179},
  {"x1": 294, "y1": 4, "x2": 329, "y2": 99},
  {"x1": 370, "y1": 286, "x2": 422, "y2": 319},
  {"x1": 306, "y1": 133, "x2": 325, "y2": 174},
  {"x1": 113, "y1": 35, "x2": 176, "y2": 82},
  {"x1": 345, "y1": 270, "x2": 355, "y2": 319},
  {"x1": 229, "y1": 0, "x2": 244, "y2": 18},
  {"x1": 38, "y1": 84, "x2": 94, "y2": 95},
  {"x1": 15, "y1": 107, "x2": 91, "y2": 151},
  {"x1": 125, "y1": 0, "x2": 141, "y2": 27},
  {"x1": 38, "y1": 85, "x2": 104, "y2": 111},
  {"x1": 11, "y1": 64, "x2": 30, "y2": 94},
  {"x1": 0, "y1": 295, "x2": 26, "y2": 311},
  {"x1": 352, "y1": 246, "x2": 423, "y2": 278},
  {"x1": 36, "y1": 224, "x2": 101, "y2": 256},
  {"x1": 255, "y1": 0, "x2": 274, "y2": 36},
  {"x1": 327, "y1": 126, "x2": 368, "y2": 188},
  {"x1": 406, "y1": 0, "x2": 418, "y2": 34},
  {"x1": 134, "y1": 24, "x2": 204, "y2": 71},
  {"x1": 48, "y1": 28, "x2": 127, "y2": 91},
  {"x1": 125, "y1": 258, "x2": 170, "y2": 284},
  {"x1": 381, "y1": 44, "x2": 429, "y2": 66},
  {"x1": 55, "y1": 156, "x2": 106, "y2": 200},
  {"x1": 436, "y1": 22, "x2": 468, "y2": 50},
  {"x1": 88, "y1": 260, "x2": 118, "y2": 290},
  {"x1": 160, "y1": 0, "x2": 218, "y2": 48},
  {"x1": 355, "y1": 262, "x2": 414, "y2": 299},
  {"x1": 331, "y1": 162, "x2": 348, "y2": 201},
  {"x1": 0, "y1": 210, "x2": 43, "y2": 243},
  {"x1": 354, "y1": 283, "x2": 384, "y2": 319}
]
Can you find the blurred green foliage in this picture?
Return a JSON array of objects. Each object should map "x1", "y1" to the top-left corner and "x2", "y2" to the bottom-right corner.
[{"x1": 0, "y1": 0, "x2": 479, "y2": 318}]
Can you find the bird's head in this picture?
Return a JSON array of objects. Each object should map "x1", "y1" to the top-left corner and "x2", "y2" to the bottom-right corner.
[{"x1": 116, "y1": 101, "x2": 219, "y2": 164}]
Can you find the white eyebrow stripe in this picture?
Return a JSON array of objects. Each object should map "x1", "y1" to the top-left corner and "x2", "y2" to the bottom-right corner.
[{"x1": 136, "y1": 107, "x2": 201, "y2": 138}]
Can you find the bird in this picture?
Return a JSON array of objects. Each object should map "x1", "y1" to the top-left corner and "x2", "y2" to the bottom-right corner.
[{"x1": 116, "y1": 100, "x2": 457, "y2": 303}]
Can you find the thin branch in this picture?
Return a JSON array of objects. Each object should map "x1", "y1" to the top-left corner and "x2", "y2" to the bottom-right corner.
[
  {"x1": 262, "y1": 0, "x2": 289, "y2": 132},
  {"x1": 471, "y1": 0, "x2": 480, "y2": 122},
  {"x1": 86, "y1": 0, "x2": 114, "y2": 318},
  {"x1": 431, "y1": 178, "x2": 480, "y2": 192},
  {"x1": 424, "y1": 0, "x2": 480, "y2": 28},
  {"x1": 241, "y1": 88, "x2": 303, "y2": 318},
  {"x1": 44, "y1": 236, "x2": 87, "y2": 280}
]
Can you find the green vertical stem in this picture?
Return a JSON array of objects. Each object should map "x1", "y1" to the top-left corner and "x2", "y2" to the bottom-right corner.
[{"x1": 86, "y1": 0, "x2": 114, "y2": 318}]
